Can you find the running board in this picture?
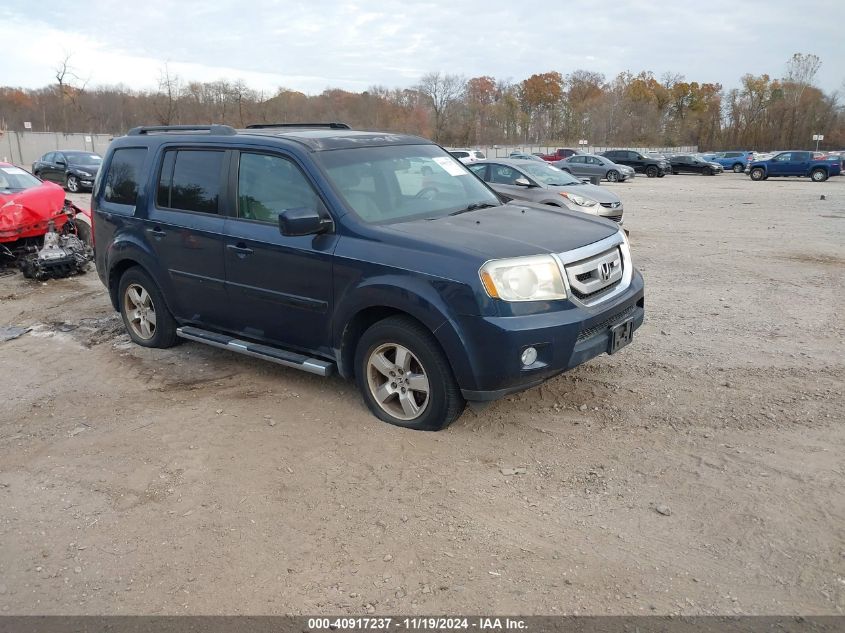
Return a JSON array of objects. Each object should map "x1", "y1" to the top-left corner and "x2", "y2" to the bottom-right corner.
[{"x1": 176, "y1": 326, "x2": 334, "y2": 377}]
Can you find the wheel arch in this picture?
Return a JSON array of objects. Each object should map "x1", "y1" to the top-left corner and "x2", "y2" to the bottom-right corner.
[
  {"x1": 332, "y1": 281, "x2": 474, "y2": 387},
  {"x1": 105, "y1": 237, "x2": 173, "y2": 314}
]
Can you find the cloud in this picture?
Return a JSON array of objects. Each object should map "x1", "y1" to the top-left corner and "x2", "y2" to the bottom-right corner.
[{"x1": 1, "y1": 0, "x2": 842, "y2": 94}]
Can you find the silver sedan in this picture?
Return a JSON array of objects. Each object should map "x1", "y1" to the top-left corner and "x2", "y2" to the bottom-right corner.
[
  {"x1": 554, "y1": 154, "x2": 635, "y2": 182},
  {"x1": 468, "y1": 159, "x2": 625, "y2": 224}
]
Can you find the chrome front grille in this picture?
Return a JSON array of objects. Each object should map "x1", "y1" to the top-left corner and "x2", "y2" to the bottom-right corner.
[
  {"x1": 600, "y1": 201, "x2": 621, "y2": 209},
  {"x1": 553, "y1": 232, "x2": 633, "y2": 307}
]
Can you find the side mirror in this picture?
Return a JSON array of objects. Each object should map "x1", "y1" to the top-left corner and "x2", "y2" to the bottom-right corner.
[
  {"x1": 279, "y1": 206, "x2": 332, "y2": 237},
  {"x1": 56, "y1": 160, "x2": 66, "y2": 167},
  {"x1": 514, "y1": 177, "x2": 532, "y2": 187}
]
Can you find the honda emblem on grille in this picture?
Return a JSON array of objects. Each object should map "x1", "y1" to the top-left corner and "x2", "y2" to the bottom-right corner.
[{"x1": 599, "y1": 262, "x2": 612, "y2": 281}]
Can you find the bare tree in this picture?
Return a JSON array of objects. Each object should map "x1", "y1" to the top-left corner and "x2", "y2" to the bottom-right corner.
[
  {"x1": 417, "y1": 72, "x2": 465, "y2": 142},
  {"x1": 54, "y1": 54, "x2": 88, "y2": 131},
  {"x1": 154, "y1": 63, "x2": 180, "y2": 125}
]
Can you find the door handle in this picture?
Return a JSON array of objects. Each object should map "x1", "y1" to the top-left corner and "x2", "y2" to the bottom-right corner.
[
  {"x1": 147, "y1": 226, "x2": 166, "y2": 238},
  {"x1": 227, "y1": 243, "x2": 253, "y2": 257}
]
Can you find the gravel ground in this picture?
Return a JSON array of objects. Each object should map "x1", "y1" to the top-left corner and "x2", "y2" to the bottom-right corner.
[{"x1": 0, "y1": 172, "x2": 843, "y2": 615}]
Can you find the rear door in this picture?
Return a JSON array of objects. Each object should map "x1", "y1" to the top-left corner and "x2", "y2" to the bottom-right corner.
[
  {"x1": 222, "y1": 150, "x2": 337, "y2": 355},
  {"x1": 789, "y1": 151, "x2": 811, "y2": 175},
  {"x1": 37, "y1": 153, "x2": 55, "y2": 180},
  {"x1": 144, "y1": 147, "x2": 230, "y2": 327},
  {"x1": 566, "y1": 155, "x2": 588, "y2": 176}
]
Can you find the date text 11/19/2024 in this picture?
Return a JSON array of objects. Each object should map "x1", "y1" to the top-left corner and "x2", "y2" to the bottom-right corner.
[{"x1": 307, "y1": 617, "x2": 528, "y2": 630}]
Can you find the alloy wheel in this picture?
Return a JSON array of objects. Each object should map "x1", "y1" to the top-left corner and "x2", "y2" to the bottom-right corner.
[
  {"x1": 123, "y1": 283, "x2": 157, "y2": 340},
  {"x1": 366, "y1": 343, "x2": 430, "y2": 421}
]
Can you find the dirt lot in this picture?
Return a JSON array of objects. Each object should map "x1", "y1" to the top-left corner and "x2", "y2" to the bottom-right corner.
[{"x1": 0, "y1": 173, "x2": 843, "y2": 616}]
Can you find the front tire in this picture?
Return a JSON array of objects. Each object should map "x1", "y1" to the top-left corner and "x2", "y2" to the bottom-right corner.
[
  {"x1": 811, "y1": 168, "x2": 828, "y2": 182},
  {"x1": 606, "y1": 170, "x2": 620, "y2": 182},
  {"x1": 646, "y1": 166, "x2": 658, "y2": 178},
  {"x1": 750, "y1": 168, "x2": 765, "y2": 181},
  {"x1": 118, "y1": 267, "x2": 179, "y2": 348},
  {"x1": 355, "y1": 316, "x2": 465, "y2": 431},
  {"x1": 66, "y1": 175, "x2": 80, "y2": 193}
]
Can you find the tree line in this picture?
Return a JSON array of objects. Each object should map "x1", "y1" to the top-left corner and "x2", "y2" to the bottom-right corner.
[{"x1": 0, "y1": 53, "x2": 841, "y2": 151}]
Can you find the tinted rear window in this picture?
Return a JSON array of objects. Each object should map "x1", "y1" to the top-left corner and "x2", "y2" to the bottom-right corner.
[
  {"x1": 104, "y1": 148, "x2": 147, "y2": 206},
  {"x1": 157, "y1": 150, "x2": 224, "y2": 213}
]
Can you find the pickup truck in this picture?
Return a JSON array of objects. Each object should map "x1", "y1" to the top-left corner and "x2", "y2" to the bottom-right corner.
[
  {"x1": 748, "y1": 151, "x2": 840, "y2": 182},
  {"x1": 92, "y1": 123, "x2": 644, "y2": 431},
  {"x1": 539, "y1": 148, "x2": 578, "y2": 162}
]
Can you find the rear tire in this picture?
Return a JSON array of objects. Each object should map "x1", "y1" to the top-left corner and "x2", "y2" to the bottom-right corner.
[
  {"x1": 118, "y1": 267, "x2": 179, "y2": 348},
  {"x1": 646, "y1": 166, "x2": 658, "y2": 178},
  {"x1": 811, "y1": 168, "x2": 828, "y2": 182},
  {"x1": 732, "y1": 163, "x2": 744, "y2": 173},
  {"x1": 355, "y1": 316, "x2": 465, "y2": 431},
  {"x1": 750, "y1": 168, "x2": 765, "y2": 181}
]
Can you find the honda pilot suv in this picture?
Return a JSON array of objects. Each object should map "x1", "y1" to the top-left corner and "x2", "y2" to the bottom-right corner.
[{"x1": 93, "y1": 123, "x2": 644, "y2": 431}]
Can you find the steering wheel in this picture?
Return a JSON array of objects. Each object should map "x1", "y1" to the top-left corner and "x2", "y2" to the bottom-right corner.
[{"x1": 415, "y1": 187, "x2": 438, "y2": 200}]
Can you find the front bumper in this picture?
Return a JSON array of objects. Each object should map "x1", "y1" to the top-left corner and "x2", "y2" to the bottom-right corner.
[{"x1": 454, "y1": 271, "x2": 645, "y2": 401}]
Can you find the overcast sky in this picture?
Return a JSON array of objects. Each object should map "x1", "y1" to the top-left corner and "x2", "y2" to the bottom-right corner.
[{"x1": 1, "y1": 1, "x2": 842, "y2": 96}]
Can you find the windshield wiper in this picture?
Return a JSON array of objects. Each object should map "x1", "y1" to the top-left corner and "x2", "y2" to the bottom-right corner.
[{"x1": 448, "y1": 202, "x2": 498, "y2": 216}]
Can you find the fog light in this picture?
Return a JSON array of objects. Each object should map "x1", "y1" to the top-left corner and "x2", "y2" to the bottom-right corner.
[{"x1": 521, "y1": 346, "x2": 538, "y2": 366}]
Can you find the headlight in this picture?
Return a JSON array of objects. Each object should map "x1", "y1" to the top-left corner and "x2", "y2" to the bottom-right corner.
[
  {"x1": 77, "y1": 170, "x2": 92, "y2": 177},
  {"x1": 560, "y1": 192, "x2": 597, "y2": 207},
  {"x1": 479, "y1": 255, "x2": 566, "y2": 302}
]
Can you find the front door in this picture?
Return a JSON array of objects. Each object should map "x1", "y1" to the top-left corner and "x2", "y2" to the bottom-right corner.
[
  {"x1": 485, "y1": 163, "x2": 534, "y2": 201},
  {"x1": 223, "y1": 151, "x2": 337, "y2": 356},
  {"x1": 768, "y1": 153, "x2": 793, "y2": 176}
]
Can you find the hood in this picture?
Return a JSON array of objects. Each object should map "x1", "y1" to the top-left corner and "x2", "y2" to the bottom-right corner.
[
  {"x1": 0, "y1": 181, "x2": 67, "y2": 242},
  {"x1": 382, "y1": 202, "x2": 620, "y2": 260},
  {"x1": 547, "y1": 182, "x2": 621, "y2": 204}
]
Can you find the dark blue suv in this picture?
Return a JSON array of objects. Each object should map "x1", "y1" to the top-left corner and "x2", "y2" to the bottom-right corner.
[{"x1": 92, "y1": 124, "x2": 644, "y2": 430}]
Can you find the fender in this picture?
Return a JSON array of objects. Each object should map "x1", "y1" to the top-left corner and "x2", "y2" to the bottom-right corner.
[
  {"x1": 331, "y1": 273, "x2": 477, "y2": 388},
  {"x1": 104, "y1": 233, "x2": 174, "y2": 313}
]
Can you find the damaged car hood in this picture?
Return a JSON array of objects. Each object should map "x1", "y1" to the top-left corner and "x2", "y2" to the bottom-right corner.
[{"x1": 0, "y1": 182, "x2": 69, "y2": 242}]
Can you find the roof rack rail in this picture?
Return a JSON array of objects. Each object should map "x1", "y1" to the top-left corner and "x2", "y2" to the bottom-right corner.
[
  {"x1": 245, "y1": 122, "x2": 351, "y2": 130},
  {"x1": 127, "y1": 124, "x2": 237, "y2": 136}
]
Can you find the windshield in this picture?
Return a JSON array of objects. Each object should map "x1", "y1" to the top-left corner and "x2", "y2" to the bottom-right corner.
[
  {"x1": 66, "y1": 153, "x2": 102, "y2": 166},
  {"x1": 0, "y1": 165, "x2": 43, "y2": 192},
  {"x1": 316, "y1": 144, "x2": 500, "y2": 224},
  {"x1": 518, "y1": 162, "x2": 581, "y2": 186}
]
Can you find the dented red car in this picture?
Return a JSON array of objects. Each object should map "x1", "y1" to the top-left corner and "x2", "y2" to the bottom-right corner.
[{"x1": 1, "y1": 162, "x2": 93, "y2": 278}]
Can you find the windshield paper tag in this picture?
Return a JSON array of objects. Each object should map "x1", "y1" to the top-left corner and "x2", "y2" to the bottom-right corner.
[
  {"x1": 432, "y1": 157, "x2": 467, "y2": 176},
  {"x1": 1, "y1": 166, "x2": 29, "y2": 176}
]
